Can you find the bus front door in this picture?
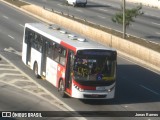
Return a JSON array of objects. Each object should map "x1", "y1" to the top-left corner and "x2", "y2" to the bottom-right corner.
[
  {"x1": 65, "y1": 50, "x2": 74, "y2": 89},
  {"x1": 26, "y1": 33, "x2": 32, "y2": 65}
]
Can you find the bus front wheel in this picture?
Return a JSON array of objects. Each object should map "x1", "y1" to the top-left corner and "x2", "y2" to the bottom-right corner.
[{"x1": 58, "y1": 80, "x2": 66, "y2": 98}]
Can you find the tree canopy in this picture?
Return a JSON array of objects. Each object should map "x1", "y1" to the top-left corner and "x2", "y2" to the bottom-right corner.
[{"x1": 112, "y1": 5, "x2": 144, "y2": 27}]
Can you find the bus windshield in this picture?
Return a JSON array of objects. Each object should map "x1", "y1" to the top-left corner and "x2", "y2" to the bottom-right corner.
[{"x1": 73, "y1": 50, "x2": 116, "y2": 81}]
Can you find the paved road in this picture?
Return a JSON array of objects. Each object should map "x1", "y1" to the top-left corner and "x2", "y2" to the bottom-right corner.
[
  {"x1": 0, "y1": 1, "x2": 160, "y2": 120},
  {"x1": 0, "y1": 53, "x2": 78, "y2": 120},
  {"x1": 22, "y1": 0, "x2": 160, "y2": 44}
]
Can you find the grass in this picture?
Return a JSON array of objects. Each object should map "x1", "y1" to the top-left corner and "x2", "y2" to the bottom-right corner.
[{"x1": 4, "y1": 0, "x2": 160, "y2": 53}]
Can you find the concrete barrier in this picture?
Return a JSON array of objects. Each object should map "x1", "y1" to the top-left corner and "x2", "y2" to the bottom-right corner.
[
  {"x1": 112, "y1": 35, "x2": 160, "y2": 67},
  {"x1": 21, "y1": 4, "x2": 160, "y2": 70}
]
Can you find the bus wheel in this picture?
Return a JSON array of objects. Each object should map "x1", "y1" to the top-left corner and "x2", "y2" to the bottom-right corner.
[
  {"x1": 33, "y1": 62, "x2": 40, "y2": 78},
  {"x1": 65, "y1": 0, "x2": 68, "y2": 5},
  {"x1": 59, "y1": 80, "x2": 66, "y2": 98},
  {"x1": 73, "y1": 3, "x2": 76, "y2": 7}
]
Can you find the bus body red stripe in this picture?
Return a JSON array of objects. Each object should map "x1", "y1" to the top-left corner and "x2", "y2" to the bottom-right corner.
[
  {"x1": 60, "y1": 41, "x2": 76, "y2": 52},
  {"x1": 73, "y1": 80, "x2": 96, "y2": 90}
]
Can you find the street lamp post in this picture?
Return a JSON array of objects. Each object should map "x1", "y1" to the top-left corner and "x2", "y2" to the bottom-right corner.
[{"x1": 123, "y1": 0, "x2": 126, "y2": 38}]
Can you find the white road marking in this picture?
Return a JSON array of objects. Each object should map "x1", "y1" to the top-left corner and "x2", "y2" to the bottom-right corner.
[
  {"x1": 89, "y1": 0, "x2": 112, "y2": 6},
  {"x1": 3, "y1": 15, "x2": 8, "y2": 19},
  {"x1": 99, "y1": 8, "x2": 108, "y2": 12},
  {"x1": 145, "y1": 13, "x2": 160, "y2": 18},
  {"x1": 76, "y1": 9, "x2": 83, "y2": 13},
  {"x1": 105, "y1": 3, "x2": 113, "y2": 6},
  {"x1": 152, "y1": 22, "x2": 160, "y2": 26},
  {"x1": 57, "y1": 4, "x2": 63, "y2": 7},
  {"x1": 156, "y1": 32, "x2": 160, "y2": 35},
  {"x1": 98, "y1": 15, "x2": 106, "y2": 19},
  {"x1": 140, "y1": 85, "x2": 160, "y2": 95},
  {"x1": 4, "y1": 47, "x2": 22, "y2": 56},
  {"x1": 150, "y1": 14, "x2": 160, "y2": 18},
  {"x1": 19, "y1": 24, "x2": 24, "y2": 27},
  {"x1": 8, "y1": 35, "x2": 15, "y2": 39}
]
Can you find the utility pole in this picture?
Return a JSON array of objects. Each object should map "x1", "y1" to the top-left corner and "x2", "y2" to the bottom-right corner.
[{"x1": 123, "y1": 0, "x2": 126, "y2": 39}]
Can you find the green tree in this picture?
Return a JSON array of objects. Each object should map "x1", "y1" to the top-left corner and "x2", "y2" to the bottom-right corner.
[{"x1": 112, "y1": 5, "x2": 144, "y2": 38}]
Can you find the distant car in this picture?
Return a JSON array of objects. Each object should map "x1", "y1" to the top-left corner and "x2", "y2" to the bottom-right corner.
[{"x1": 66, "y1": 0, "x2": 87, "y2": 7}]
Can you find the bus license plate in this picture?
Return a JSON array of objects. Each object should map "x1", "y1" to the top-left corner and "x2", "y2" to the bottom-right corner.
[{"x1": 96, "y1": 86, "x2": 106, "y2": 91}]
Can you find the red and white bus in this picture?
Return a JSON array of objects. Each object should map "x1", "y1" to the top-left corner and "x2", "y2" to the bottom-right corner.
[{"x1": 22, "y1": 23, "x2": 117, "y2": 99}]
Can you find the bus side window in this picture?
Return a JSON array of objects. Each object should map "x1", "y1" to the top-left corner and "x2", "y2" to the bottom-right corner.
[
  {"x1": 46, "y1": 41, "x2": 50, "y2": 57},
  {"x1": 33, "y1": 33, "x2": 38, "y2": 49},
  {"x1": 69, "y1": 51, "x2": 75, "y2": 73},
  {"x1": 54, "y1": 44, "x2": 60, "y2": 63},
  {"x1": 37, "y1": 35, "x2": 43, "y2": 52},
  {"x1": 28, "y1": 30, "x2": 34, "y2": 42},
  {"x1": 52, "y1": 42, "x2": 56, "y2": 58},
  {"x1": 25, "y1": 28, "x2": 29, "y2": 43},
  {"x1": 31, "y1": 32, "x2": 36, "y2": 49},
  {"x1": 25, "y1": 28, "x2": 34, "y2": 44},
  {"x1": 59, "y1": 47, "x2": 67, "y2": 66},
  {"x1": 46, "y1": 41, "x2": 55, "y2": 59}
]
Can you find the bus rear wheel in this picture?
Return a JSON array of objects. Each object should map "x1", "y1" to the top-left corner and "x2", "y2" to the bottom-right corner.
[
  {"x1": 59, "y1": 80, "x2": 66, "y2": 98},
  {"x1": 83, "y1": 3, "x2": 86, "y2": 7},
  {"x1": 33, "y1": 62, "x2": 40, "y2": 78},
  {"x1": 73, "y1": 3, "x2": 76, "y2": 7},
  {"x1": 65, "y1": 0, "x2": 68, "y2": 5}
]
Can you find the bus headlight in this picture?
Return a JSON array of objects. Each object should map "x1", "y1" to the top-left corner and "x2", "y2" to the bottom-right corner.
[
  {"x1": 78, "y1": 88, "x2": 84, "y2": 92},
  {"x1": 107, "y1": 85, "x2": 115, "y2": 92}
]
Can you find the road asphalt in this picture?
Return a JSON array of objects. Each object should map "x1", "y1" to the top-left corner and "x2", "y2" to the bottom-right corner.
[{"x1": 0, "y1": 55, "x2": 79, "y2": 120}]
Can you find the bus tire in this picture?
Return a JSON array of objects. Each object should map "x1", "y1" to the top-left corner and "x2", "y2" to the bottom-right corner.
[
  {"x1": 58, "y1": 79, "x2": 66, "y2": 98},
  {"x1": 73, "y1": 3, "x2": 76, "y2": 7},
  {"x1": 65, "y1": 0, "x2": 68, "y2": 5},
  {"x1": 33, "y1": 62, "x2": 40, "y2": 79}
]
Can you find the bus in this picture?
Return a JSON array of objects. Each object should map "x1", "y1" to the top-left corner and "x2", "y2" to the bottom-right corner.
[{"x1": 22, "y1": 23, "x2": 117, "y2": 99}]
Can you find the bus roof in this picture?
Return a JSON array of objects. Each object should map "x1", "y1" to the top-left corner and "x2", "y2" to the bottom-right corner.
[{"x1": 25, "y1": 23, "x2": 115, "y2": 52}]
